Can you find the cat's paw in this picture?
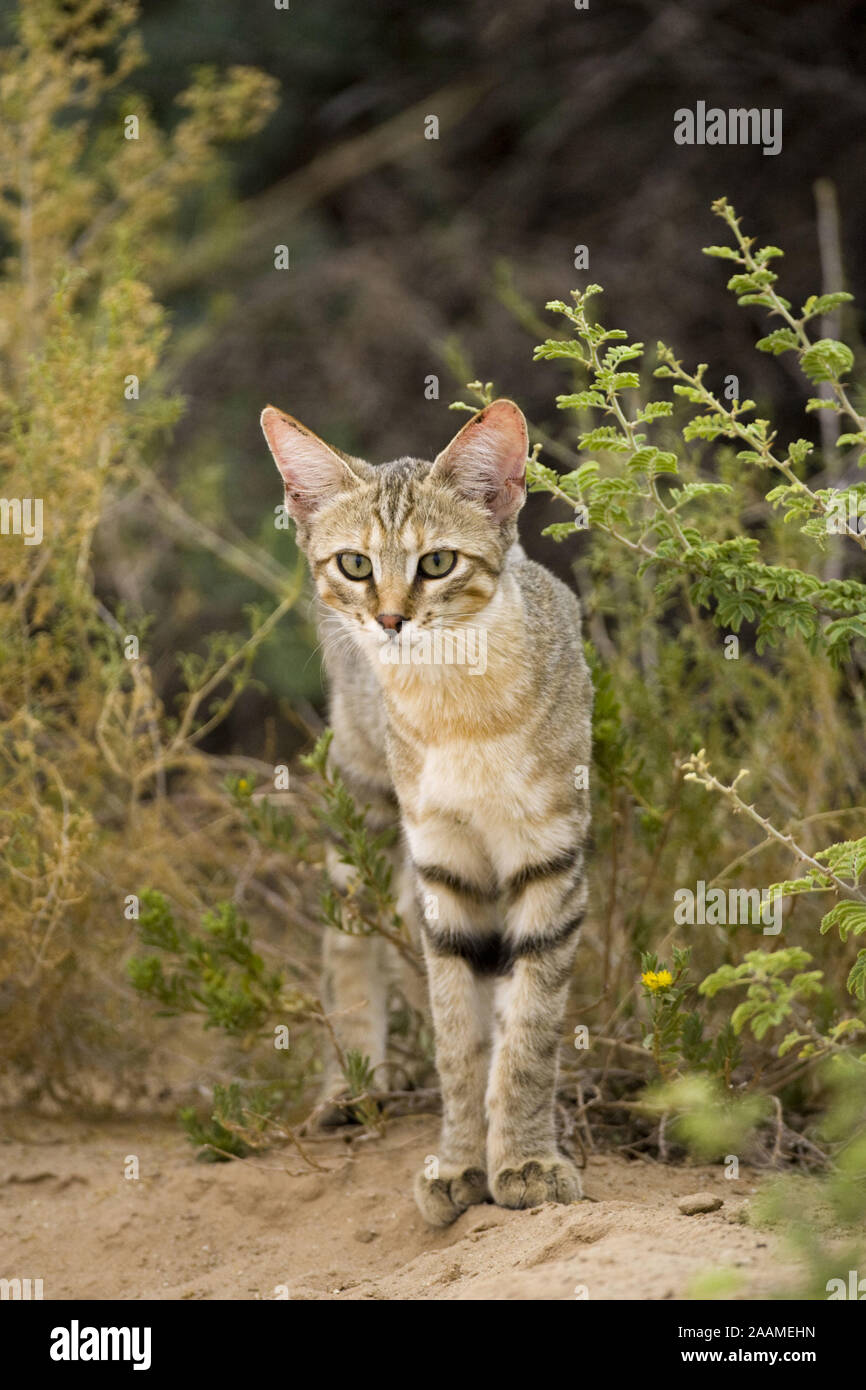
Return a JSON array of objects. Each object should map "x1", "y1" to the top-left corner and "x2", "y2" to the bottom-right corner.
[
  {"x1": 414, "y1": 1166, "x2": 490, "y2": 1227},
  {"x1": 491, "y1": 1155, "x2": 582, "y2": 1209}
]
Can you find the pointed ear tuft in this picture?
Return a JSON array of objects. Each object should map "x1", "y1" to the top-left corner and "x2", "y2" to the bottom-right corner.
[
  {"x1": 260, "y1": 405, "x2": 367, "y2": 520},
  {"x1": 431, "y1": 399, "x2": 528, "y2": 523}
]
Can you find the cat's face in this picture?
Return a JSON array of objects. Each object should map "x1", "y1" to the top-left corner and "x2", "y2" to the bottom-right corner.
[{"x1": 261, "y1": 400, "x2": 528, "y2": 654}]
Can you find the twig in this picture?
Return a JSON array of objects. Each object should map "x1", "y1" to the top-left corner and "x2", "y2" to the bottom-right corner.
[{"x1": 682, "y1": 751, "x2": 866, "y2": 903}]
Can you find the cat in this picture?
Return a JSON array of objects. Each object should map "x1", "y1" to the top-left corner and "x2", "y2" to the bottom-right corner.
[{"x1": 261, "y1": 398, "x2": 592, "y2": 1226}]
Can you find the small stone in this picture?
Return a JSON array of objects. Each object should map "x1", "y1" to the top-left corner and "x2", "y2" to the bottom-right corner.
[
  {"x1": 354, "y1": 1229, "x2": 378, "y2": 1244},
  {"x1": 678, "y1": 1192, "x2": 724, "y2": 1215}
]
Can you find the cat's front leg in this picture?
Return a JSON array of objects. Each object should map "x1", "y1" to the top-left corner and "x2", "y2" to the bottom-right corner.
[
  {"x1": 486, "y1": 842, "x2": 588, "y2": 1209},
  {"x1": 414, "y1": 949, "x2": 493, "y2": 1226},
  {"x1": 407, "y1": 824, "x2": 497, "y2": 1226}
]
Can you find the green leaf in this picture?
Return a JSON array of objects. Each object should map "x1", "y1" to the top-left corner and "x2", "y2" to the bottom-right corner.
[
  {"x1": 591, "y1": 477, "x2": 640, "y2": 499},
  {"x1": 672, "y1": 384, "x2": 704, "y2": 403},
  {"x1": 601, "y1": 343, "x2": 644, "y2": 367},
  {"x1": 814, "y1": 835, "x2": 866, "y2": 878},
  {"x1": 801, "y1": 291, "x2": 853, "y2": 319},
  {"x1": 650, "y1": 450, "x2": 678, "y2": 477},
  {"x1": 805, "y1": 397, "x2": 841, "y2": 412},
  {"x1": 727, "y1": 271, "x2": 776, "y2": 294},
  {"x1": 558, "y1": 461, "x2": 600, "y2": 492},
  {"x1": 533, "y1": 340, "x2": 590, "y2": 363},
  {"x1": 778, "y1": 1031, "x2": 811, "y2": 1058},
  {"x1": 526, "y1": 460, "x2": 560, "y2": 491},
  {"x1": 669, "y1": 481, "x2": 732, "y2": 509},
  {"x1": 820, "y1": 901, "x2": 866, "y2": 942},
  {"x1": 683, "y1": 415, "x2": 737, "y2": 442},
  {"x1": 847, "y1": 951, "x2": 866, "y2": 1001},
  {"x1": 578, "y1": 426, "x2": 631, "y2": 453},
  {"x1": 627, "y1": 446, "x2": 679, "y2": 477},
  {"x1": 787, "y1": 438, "x2": 814, "y2": 466},
  {"x1": 542, "y1": 522, "x2": 580, "y2": 542},
  {"x1": 799, "y1": 338, "x2": 855, "y2": 384},
  {"x1": 635, "y1": 401, "x2": 674, "y2": 422},
  {"x1": 715, "y1": 593, "x2": 760, "y2": 630},
  {"x1": 556, "y1": 390, "x2": 606, "y2": 411},
  {"x1": 755, "y1": 328, "x2": 799, "y2": 356},
  {"x1": 607, "y1": 372, "x2": 641, "y2": 391}
]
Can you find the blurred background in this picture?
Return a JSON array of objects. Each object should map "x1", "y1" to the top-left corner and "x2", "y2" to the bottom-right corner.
[{"x1": 76, "y1": 0, "x2": 866, "y2": 757}]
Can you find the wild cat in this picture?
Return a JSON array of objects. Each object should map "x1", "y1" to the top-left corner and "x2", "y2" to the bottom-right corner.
[{"x1": 261, "y1": 398, "x2": 592, "y2": 1226}]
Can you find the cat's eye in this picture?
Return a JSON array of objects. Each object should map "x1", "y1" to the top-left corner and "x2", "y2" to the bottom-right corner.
[
  {"x1": 418, "y1": 550, "x2": 457, "y2": 579},
  {"x1": 337, "y1": 552, "x2": 373, "y2": 580}
]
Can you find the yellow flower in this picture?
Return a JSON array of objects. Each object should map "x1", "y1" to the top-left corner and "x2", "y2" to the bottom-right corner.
[
  {"x1": 237, "y1": 778, "x2": 250, "y2": 794},
  {"x1": 642, "y1": 968, "x2": 673, "y2": 992}
]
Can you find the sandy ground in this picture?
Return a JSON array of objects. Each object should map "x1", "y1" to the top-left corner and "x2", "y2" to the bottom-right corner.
[{"x1": 0, "y1": 1110, "x2": 797, "y2": 1301}]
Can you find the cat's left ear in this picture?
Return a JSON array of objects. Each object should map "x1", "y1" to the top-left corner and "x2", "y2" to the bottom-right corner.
[{"x1": 432, "y1": 399, "x2": 528, "y2": 523}]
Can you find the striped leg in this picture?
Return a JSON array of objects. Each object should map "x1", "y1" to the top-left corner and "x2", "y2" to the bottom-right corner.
[
  {"x1": 406, "y1": 818, "x2": 497, "y2": 1226},
  {"x1": 391, "y1": 846, "x2": 428, "y2": 1017},
  {"x1": 486, "y1": 835, "x2": 587, "y2": 1208}
]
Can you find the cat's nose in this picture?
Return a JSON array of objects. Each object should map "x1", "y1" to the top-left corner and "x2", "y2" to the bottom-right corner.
[{"x1": 376, "y1": 613, "x2": 405, "y2": 632}]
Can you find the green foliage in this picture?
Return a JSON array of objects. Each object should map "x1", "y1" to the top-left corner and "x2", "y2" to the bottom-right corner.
[
  {"x1": 700, "y1": 949, "x2": 825, "y2": 1043},
  {"x1": 179, "y1": 1081, "x2": 287, "y2": 1161},
  {"x1": 749, "y1": 1059, "x2": 866, "y2": 1297},
  {"x1": 127, "y1": 878, "x2": 393, "y2": 1145},
  {"x1": 340, "y1": 1049, "x2": 382, "y2": 1130},
  {"x1": 529, "y1": 228, "x2": 866, "y2": 660},
  {"x1": 128, "y1": 890, "x2": 299, "y2": 1036},
  {"x1": 0, "y1": 0, "x2": 304, "y2": 1102},
  {"x1": 521, "y1": 204, "x2": 866, "y2": 1083},
  {"x1": 301, "y1": 731, "x2": 419, "y2": 974},
  {"x1": 126, "y1": 734, "x2": 426, "y2": 1146},
  {"x1": 644, "y1": 1073, "x2": 768, "y2": 1163},
  {"x1": 640, "y1": 948, "x2": 741, "y2": 1082},
  {"x1": 225, "y1": 773, "x2": 306, "y2": 853}
]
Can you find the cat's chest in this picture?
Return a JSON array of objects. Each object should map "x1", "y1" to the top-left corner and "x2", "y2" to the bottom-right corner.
[{"x1": 411, "y1": 733, "x2": 549, "y2": 824}]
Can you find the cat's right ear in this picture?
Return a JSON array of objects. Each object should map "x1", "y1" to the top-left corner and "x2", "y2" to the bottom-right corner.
[
  {"x1": 260, "y1": 406, "x2": 367, "y2": 520},
  {"x1": 432, "y1": 398, "x2": 528, "y2": 523}
]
